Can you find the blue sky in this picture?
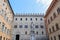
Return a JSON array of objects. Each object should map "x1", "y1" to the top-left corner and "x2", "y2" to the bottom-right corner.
[{"x1": 9, "y1": 0, "x2": 52, "y2": 14}]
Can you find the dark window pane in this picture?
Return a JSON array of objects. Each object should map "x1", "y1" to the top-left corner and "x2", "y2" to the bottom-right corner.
[
  {"x1": 25, "y1": 25, "x2": 28, "y2": 28},
  {"x1": 35, "y1": 18, "x2": 37, "y2": 21},
  {"x1": 50, "y1": 16, "x2": 53, "y2": 21},
  {"x1": 40, "y1": 18, "x2": 43, "y2": 21},
  {"x1": 0, "y1": 36, "x2": 2, "y2": 40},
  {"x1": 42, "y1": 31, "x2": 44, "y2": 35},
  {"x1": 3, "y1": 3, "x2": 5, "y2": 6},
  {"x1": 49, "y1": 28, "x2": 51, "y2": 33},
  {"x1": 35, "y1": 25, "x2": 39, "y2": 28},
  {"x1": 3, "y1": 37, "x2": 5, "y2": 40},
  {"x1": 51, "y1": 37, "x2": 53, "y2": 40},
  {"x1": 25, "y1": 31, "x2": 27, "y2": 34},
  {"x1": 19, "y1": 25, "x2": 23, "y2": 28},
  {"x1": 30, "y1": 18, "x2": 32, "y2": 21},
  {"x1": 54, "y1": 36, "x2": 56, "y2": 40},
  {"x1": 14, "y1": 25, "x2": 17, "y2": 28},
  {"x1": 31, "y1": 31, "x2": 35, "y2": 34},
  {"x1": 52, "y1": 26, "x2": 55, "y2": 32},
  {"x1": 58, "y1": 35, "x2": 60, "y2": 40},
  {"x1": 15, "y1": 18, "x2": 17, "y2": 21},
  {"x1": 26, "y1": 18, "x2": 27, "y2": 21},
  {"x1": 40, "y1": 25, "x2": 44, "y2": 28},
  {"x1": 56, "y1": 23, "x2": 59, "y2": 30},
  {"x1": 36, "y1": 31, "x2": 38, "y2": 35},
  {"x1": 53, "y1": 13, "x2": 56, "y2": 18},
  {"x1": 48, "y1": 19, "x2": 50, "y2": 24},
  {"x1": 0, "y1": 22, "x2": 1, "y2": 24},
  {"x1": 57, "y1": 8, "x2": 60, "y2": 14},
  {"x1": 20, "y1": 18, "x2": 22, "y2": 21}
]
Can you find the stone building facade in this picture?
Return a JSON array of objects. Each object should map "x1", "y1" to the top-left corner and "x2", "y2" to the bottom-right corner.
[
  {"x1": 0, "y1": 0, "x2": 14, "y2": 40},
  {"x1": 44, "y1": 0, "x2": 60, "y2": 40},
  {"x1": 12, "y1": 14, "x2": 47, "y2": 40}
]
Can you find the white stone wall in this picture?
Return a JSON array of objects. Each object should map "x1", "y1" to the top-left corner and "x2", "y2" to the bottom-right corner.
[{"x1": 12, "y1": 15, "x2": 47, "y2": 40}]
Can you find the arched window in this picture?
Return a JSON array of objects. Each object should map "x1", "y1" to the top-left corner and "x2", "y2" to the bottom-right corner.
[
  {"x1": 55, "y1": 23, "x2": 59, "y2": 30},
  {"x1": 25, "y1": 31, "x2": 27, "y2": 34},
  {"x1": 57, "y1": 8, "x2": 60, "y2": 14},
  {"x1": 53, "y1": 13, "x2": 56, "y2": 18},
  {"x1": 48, "y1": 19, "x2": 50, "y2": 24}
]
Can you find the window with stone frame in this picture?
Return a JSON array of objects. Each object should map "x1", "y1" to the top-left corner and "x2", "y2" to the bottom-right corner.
[
  {"x1": 14, "y1": 25, "x2": 17, "y2": 28},
  {"x1": 53, "y1": 13, "x2": 56, "y2": 18},
  {"x1": 19, "y1": 25, "x2": 23, "y2": 28},
  {"x1": 54, "y1": 36, "x2": 56, "y2": 40},
  {"x1": 40, "y1": 25, "x2": 44, "y2": 28},
  {"x1": 50, "y1": 16, "x2": 53, "y2": 21},
  {"x1": 51, "y1": 37, "x2": 53, "y2": 40},
  {"x1": 35, "y1": 18, "x2": 37, "y2": 21},
  {"x1": 49, "y1": 28, "x2": 51, "y2": 33},
  {"x1": 52, "y1": 26, "x2": 55, "y2": 32},
  {"x1": 15, "y1": 18, "x2": 17, "y2": 21},
  {"x1": 42, "y1": 31, "x2": 44, "y2": 35},
  {"x1": 3, "y1": 37, "x2": 5, "y2": 40},
  {"x1": 25, "y1": 31, "x2": 27, "y2": 35},
  {"x1": 57, "y1": 8, "x2": 60, "y2": 14},
  {"x1": 40, "y1": 18, "x2": 43, "y2": 21},
  {"x1": 0, "y1": 36, "x2": 2, "y2": 40},
  {"x1": 35, "y1": 25, "x2": 39, "y2": 28},
  {"x1": 24, "y1": 25, "x2": 28, "y2": 28},
  {"x1": 25, "y1": 18, "x2": 27, "y2": 21},
  {"x1": 55, "y1": 23, "x2": 59, "y2": 30},
  {"x1": 30, "y1": 18, "x2": 32, "y2": 21},
  {"x1": 48, "y1": 19, "x2": 50, "y2": 24},
  {"x1": 58, "y1": 35, "x2": 60, "y2": 40},
  {"x1": 36, "y1": 31, "x2": 38, "y2": 35},
  {"x1": 20, "y1": 18, "x2": 22, "y2": 21}
]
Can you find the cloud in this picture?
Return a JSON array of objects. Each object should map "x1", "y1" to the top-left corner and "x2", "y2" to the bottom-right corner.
[
  {"x1": 36, "y1": 0, "x2": 52, "y2": 13},
  {"x1": 36, "y1": 0, "x2": 52, "y2": 5}
]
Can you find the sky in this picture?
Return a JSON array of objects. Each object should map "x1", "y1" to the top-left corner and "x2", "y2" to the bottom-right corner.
[{"x1": 9, "y1": 0, "x2": 52, "y2": 15}]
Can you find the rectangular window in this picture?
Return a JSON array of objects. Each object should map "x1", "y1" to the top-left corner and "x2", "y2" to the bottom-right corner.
[
  {"x1": 2, "y1": 25, "x2": 4, "y2": 32},
  {"x1": 58, "y1": 35, "x2": 60, "y2": 40},
  {"x1": 25, "y1": 18, "x2": 27, "y2": 21},
  {"x1": 42, "y1": 31, "x2": 44, "y2": 35},
  {"x1": 49, "y1": 28, "x2": 51, "y2": 33},
  {"x1": 20, "y1": 18, "x2": 22, "y2": 21},
  {"x1": 51, "y1": 37, "x2": 53, "y2": 40},
  {"x1": 48, "y1": 19, "x2": 50, "y2": 24},
  {"x1": 35, "y1": 25, "x2": 39, "y2": 28},
  {"x1": 57, "y1": 8, "x2": 60, "y2": 14},
  {"x1": 19, "y1": 25, "x2": 23, "y2": 28},
  {"x1": 36, "y1": 31, "x2": 38, "y2": 35},
  {"x1": 53, "y1": 13, "x2": 56, "y2": 18},
  {"x1": 30, "y1": 18, "x2": 32, "y2": 21},
  {"x1": 54, "y1": 36, "x2": 56, "y2": 40},
  {"x1": 5, "y1": 27, "x2": 7, "y2": 33},
  {"x1": 0, "y1": 36, "x2": 2, "y2": 40},
  {"x1": 40, "y1": 25, "x2": 44, "y2": 28},
  {"x1": 25, "y1": 25, "x2": 28, "y2": 28},
  {"x1": 40, "y1": 18, "x2": 43, "y2": 21},
  {"x1": 25, "y1": 31, "x2": 27, "y2": 35},
  {"x1": 3, "y1": 37, "x2": 5, "y2": 40},
  {"x1": 14, "y1": 25, "x2": 17, "y2": 28},
  {"x1": 50, "y1": 16, "x2": 53, "y2": 21},
  {"x1": 15, "y1": 18, "x2": 17, "y2": 21},
  {"x1": 35, "y1": 18, "x2": 37, "y2": 21},
  {"x1": 55, "y1": 23, "x2": 59, "y2": 30},
  {"x1": 52, "y1": 26, "x2": 55, "y2": 32}
]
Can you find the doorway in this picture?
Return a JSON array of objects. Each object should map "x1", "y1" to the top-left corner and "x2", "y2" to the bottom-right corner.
[{"x1": 16, "y1": 34, "x2": 19, "y2": 40}]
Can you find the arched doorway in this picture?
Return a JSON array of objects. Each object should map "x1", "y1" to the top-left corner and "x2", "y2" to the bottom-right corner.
[{"x1": 16, "y1": 34, "x2": 20, "y2": 40}]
